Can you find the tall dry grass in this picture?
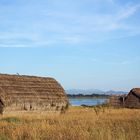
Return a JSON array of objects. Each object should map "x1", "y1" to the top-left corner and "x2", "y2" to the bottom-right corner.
[{"x1": 0, "y1": 106, "x2": 140, "y2": 140}]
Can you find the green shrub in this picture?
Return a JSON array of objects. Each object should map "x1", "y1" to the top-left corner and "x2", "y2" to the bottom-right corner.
[
  {"x1": 0, "y1": 117, "x2": 21, "y2": 124},
  {"x1": 0, "y1": 134, "x2": 10, "y2": 140}
]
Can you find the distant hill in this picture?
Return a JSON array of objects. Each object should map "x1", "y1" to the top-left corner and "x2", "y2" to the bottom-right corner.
[
  {"x1": 105, "y1": 90, "x2": 128, "y2": 95},
  {"x1": 66, "y1": 89, "x2": 104, "y2": 95},
  {"x1": 66, "y1": 89, "x2": 128, "y2": 95}
]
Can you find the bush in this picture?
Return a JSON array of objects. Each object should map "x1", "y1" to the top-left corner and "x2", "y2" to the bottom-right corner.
[
  {"x1": 0, "y1": 134, "x2": 10, "y2": 140},
  {"x1": 0, "y1": 117, "x2": 21, "y2": 124}
]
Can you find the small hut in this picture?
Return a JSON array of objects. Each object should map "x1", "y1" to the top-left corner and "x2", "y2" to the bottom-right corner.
[
  {"x1": 124, "y1": 88, "x2": 140, "y2": 108},
  {"x1": 109, "y1": 94, "x2": 126, "y2": 107},
  {"x1": 0, "y1": 74, "x2": 69, "y2": 114}
]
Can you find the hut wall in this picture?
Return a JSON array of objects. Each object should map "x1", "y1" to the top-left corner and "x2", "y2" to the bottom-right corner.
[
  {"x1": 109, "y1": 96, "x2": 125, "y2": 107},
  {"x1": 0, "y1": 99, "x2": 4, "y2": 114},
  {"x1": 125, "y1": 93, "x2": 140, "y2": 108},
  {"x1": 4, "y1": 100, "x2": 68, "y2": 112}
]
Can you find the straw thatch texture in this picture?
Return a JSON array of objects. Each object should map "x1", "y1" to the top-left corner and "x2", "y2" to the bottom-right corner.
[
  {"x1": 0, "y1": 74, "x2": 69, "y2": 114},
  {"x1": 125, "y1": 88, "x2": 140, "y2": 108},
  {"x1": 109, "y1": 95, "x2": 126, "y2": 107}
]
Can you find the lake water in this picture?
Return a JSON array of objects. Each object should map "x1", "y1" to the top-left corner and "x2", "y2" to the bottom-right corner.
[{"x1": 69, "y1": 98, "x2": 108, "y2": 106}]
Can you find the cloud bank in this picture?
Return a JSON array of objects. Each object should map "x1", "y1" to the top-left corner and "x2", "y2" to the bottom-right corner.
[{"x1": 0, "y1": 0, "x2": 140, "y2": 47}]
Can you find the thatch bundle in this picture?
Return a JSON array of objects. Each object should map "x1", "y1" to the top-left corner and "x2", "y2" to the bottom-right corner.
[{"x1": 0, "y1": 74, "x2": 69, "y2": 114}]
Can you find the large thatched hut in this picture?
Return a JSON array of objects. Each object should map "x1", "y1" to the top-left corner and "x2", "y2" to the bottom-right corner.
[
  {"x1": 124, "y1": 88, "x2": 140, "y2": 108},
  {"x1": 0, "y1": 74, "x2": 69, "y2": 114}
]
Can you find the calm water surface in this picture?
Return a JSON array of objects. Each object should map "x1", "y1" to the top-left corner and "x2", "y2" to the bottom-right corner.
[{"x1": 69, "y1": 98, "x2": 108, "y2": 106}]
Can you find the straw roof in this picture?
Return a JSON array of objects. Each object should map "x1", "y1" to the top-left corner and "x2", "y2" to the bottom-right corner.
[
  {"x1": 0, "y1": 74, "x2": 68, "y2": 113},
  {"x1": 123, "y1": 88, "x2": 140, "y2": 108},
  {"x1": 129, "y1": 88, "x2": 140, "y2": 98}
]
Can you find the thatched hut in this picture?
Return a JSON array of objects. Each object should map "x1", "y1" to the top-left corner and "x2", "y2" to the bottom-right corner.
[
  {"x1": 0, "y1": 74, "x2": 69, "y2": 114},
  {"x1": 124, "y1": 88, "x2": 140, "y2": 108}
]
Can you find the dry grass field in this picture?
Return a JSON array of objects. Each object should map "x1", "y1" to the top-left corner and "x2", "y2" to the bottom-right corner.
[{"x1": 0, "y1": 106, "x2": 140, "y2": 140}]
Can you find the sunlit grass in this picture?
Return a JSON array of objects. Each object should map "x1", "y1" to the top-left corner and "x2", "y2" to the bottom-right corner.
[{"x1": 0, "y1": 106, "x2": 140, "y2": 140}]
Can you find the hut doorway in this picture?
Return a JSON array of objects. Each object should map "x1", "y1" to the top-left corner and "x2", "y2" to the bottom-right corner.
[{"x1": 0, "y1": 99, "x2": 4, "y2": 114}]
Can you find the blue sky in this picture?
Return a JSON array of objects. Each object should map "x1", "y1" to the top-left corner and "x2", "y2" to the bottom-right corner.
[{"x1": 0, "y1": 0, "x2": 140, "y2": 91}]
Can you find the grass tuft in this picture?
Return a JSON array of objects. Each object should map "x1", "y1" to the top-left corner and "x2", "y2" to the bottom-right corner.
[
  {"x1": 0, "y1": 117, "x2": 21, "y2": 124},
  {"x1": 0, "y1": 134, "x2": 10, "y2": 140}
]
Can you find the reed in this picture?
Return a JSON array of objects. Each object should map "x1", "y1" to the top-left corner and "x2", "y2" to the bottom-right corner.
[{"x1": 0, "y1": 107, "x2": 140, "y2": 140}]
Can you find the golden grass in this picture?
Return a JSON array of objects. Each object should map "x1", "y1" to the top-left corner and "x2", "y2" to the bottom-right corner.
[{"x1": 0, "y1": 106, "x2": 140, "y2": 140}]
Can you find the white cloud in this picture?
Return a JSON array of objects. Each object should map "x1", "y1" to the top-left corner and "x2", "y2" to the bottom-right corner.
[
  {"x1": 116, "y1": 3, "x2": 140, "y2": 20},
  {"x1": 0, "y1": 0, "x2": 140, "y2": 47}
]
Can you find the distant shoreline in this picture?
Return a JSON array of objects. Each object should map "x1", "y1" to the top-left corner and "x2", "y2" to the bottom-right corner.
[{"x1": 67, "y1": 94, "x2": 110, "y2": 99}]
